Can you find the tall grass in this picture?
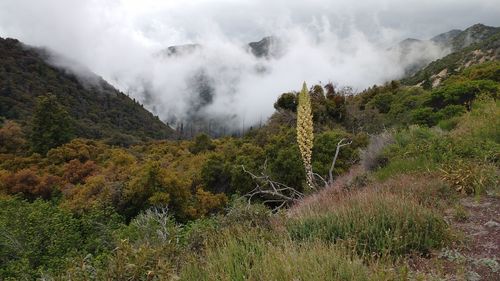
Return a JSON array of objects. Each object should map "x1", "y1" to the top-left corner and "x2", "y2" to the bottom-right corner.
[
  {"x1": 287, "y1": 191, "x2": 448, "y2": 257},
  {"x1": 373, "y1": 156, "x2": 439, "y2": 181},
  {"x1": 180, "y1": 228, "x2": 391, "y2": 281}
]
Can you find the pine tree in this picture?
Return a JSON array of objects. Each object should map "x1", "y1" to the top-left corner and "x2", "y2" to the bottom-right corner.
[
  {"x1": 30, "y1": 94, "x2": 73, "y2": 154},
  {"x1": 296, "y1": 82, "x2": 314, "y2": 189}
]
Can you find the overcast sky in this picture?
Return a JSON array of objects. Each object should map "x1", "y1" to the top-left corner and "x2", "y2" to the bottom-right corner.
[{"x1": 1, "y1": 0, "x2": 499, "y2": 126}]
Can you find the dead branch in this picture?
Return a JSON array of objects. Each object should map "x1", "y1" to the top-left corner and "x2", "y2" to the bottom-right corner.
[
  {"x1": 242, "y1": 163, "x2": 304, "y2": 211},
  {"x1": 312, "y1": 172, "x2": 328, "y2": 188},
  {"x1": 328, "y1": 138, "x2": 352, "y2": 186}
]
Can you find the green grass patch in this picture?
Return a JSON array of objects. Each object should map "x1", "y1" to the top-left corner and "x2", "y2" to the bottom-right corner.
[
  {"x1": 180, "y1": 228, "x2": 392, "y2": 281},
  {"x1": 287, "y1": 192, "x2": 448, "y2": 258},
  {"x1": 374, "y1": 156, "x2": 439, "y2": 181}
]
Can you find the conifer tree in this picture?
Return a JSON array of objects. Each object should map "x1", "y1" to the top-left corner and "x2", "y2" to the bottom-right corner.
[{"x1": 30, "y1": 94, "x2": 73, "y2": 154}]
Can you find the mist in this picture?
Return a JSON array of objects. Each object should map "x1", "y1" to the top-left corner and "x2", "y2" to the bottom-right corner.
[{"x1": 1, "y1": 0, "x2": 499, "y2": 128}]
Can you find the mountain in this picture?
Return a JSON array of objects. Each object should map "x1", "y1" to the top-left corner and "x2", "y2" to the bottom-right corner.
[
  {"x1": 401, "y1": 24, "x2": 500, "y2": 87},
  {"x1": 159, "y1": 43, "x2": 201, "y2": 57},
  {"x1": 444, "y1": 24, "x2": 500, "y2": 51},
  {"x1": 430, "y1": 29, "x2": 462, "y2": 46},
  {"x1": 391, "y1": 38, "x2": 449, "y2": 76},
  {"x1": 393, "y1": 24, "x2": 500, "y2": 78},
  {"x1": 162, "y1": 36, "x2": 282, "y2": 59},
  {"x1": 247, "y1": 36, "x2": 283, "y2": 58},
  {"x1": 0, "y1": 37, "x2": 174, "y2": 143}
]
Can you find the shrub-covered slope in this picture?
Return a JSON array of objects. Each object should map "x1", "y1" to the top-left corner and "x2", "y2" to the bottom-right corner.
[{"x1": 402, "y1": 24, "x2": 500, "y2": 87}]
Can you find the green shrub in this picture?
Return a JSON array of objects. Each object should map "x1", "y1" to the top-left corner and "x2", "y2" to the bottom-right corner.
[
  {"x1": 0, "y1": 199, "x2": 81, "y2": 279},
  {"x1": 439, "y1": 160, "x2": 499, "y2": 195},
  {"x1": 410, "y1": 107, "x2": 437, "y2": 126},
  {"x1": 312, "y1": 130, "x2": 360, "y2": 178},
  {"x1": 437, "y1": 117, "x2": 460, "y2": 131},
  {"x1": 189, "y1": 133, "x2": 215, "y2": 154}
]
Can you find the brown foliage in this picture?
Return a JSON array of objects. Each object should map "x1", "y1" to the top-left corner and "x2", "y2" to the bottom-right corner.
[
  {"x1": 1, "y1": 169, "x2": 59, "y2": 199},
  {"x1": 61, "y1": 175, "x2": 119, "y2": 213},
  {"x1": 62, "y1": 159, "x2": 98, "y2": 185},
  {"x1": 0, "y1": 121, "x2": 26, "y2": 154},
  {"x1": 46, "y1": 139, "x2": 106, "y2": 164}
]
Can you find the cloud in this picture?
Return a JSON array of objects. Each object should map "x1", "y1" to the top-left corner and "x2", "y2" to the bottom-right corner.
[{"x1": 0, "y1": 0, "x2": 499, "y2": 128}]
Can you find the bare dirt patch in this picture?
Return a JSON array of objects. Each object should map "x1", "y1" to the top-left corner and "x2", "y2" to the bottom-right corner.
[{"x1": 410, "y1": 196, "x2": 500, "y2": 280}]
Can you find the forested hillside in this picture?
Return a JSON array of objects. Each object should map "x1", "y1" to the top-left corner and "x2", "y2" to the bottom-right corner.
[{"x1": 0, "y1": 37, "x2": 174, "y2": 144}]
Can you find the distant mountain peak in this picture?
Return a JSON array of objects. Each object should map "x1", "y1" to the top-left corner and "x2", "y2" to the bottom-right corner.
[
  {"x1": 161, "y1": 43, "x2": 201, "y2": 57},
  {"x1": 247, "y1": 36, "x2": 283, "y2": 58},
  {"x1": 159, "y1": 36, "x2": 283, "y2": 60},
  {"x1": 430, "y1": 29, "x2": 462, "y2": 45}
]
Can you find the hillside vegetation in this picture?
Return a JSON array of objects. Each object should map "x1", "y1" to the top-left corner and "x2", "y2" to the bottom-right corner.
[
  {"x1": 402, "y1": 24, "x2": 500, "y2": 88},
  {"x1": 0, "y1": 50, "x2": 499, "y2": 279},
  {"x1": 0, "y1": 37, "x2": 174, "y2": 144}
]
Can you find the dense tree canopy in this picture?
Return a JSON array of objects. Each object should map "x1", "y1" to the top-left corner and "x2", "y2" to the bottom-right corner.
[{"x1": 29, "y1": 94, "x2": 74, "y2": 154}]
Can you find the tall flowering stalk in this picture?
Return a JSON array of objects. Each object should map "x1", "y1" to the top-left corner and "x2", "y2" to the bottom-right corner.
[{"x1": 297, "y1": 82, "x2": 314, "y2": 189}]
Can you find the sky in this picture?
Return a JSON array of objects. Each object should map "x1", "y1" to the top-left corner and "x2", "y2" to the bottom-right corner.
[{"x1": 0, "y1": 0, "x2": 499, "y2": 127}]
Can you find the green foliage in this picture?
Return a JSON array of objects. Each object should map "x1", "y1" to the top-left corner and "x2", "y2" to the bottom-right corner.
[
  {"x1": 376, "y1": 98, "x2": 499, "y2": 192},
  {"x1": 189, "y1": 133, "x2": 215, "y2": 154},
  {"x1": 201, "y1": 154, "x2": 233, "y2": 193},
  {"x1": 29, "y1": 94, "x2": 74, "y2": 155},
  {"x1": 312, "y1": 130, "x2": 365, "y2": 178},
  {"x1": 350, "y1": 61, "x2": 500, "y2": 131},
  {"x1": 410, "y1": 107, "x2": 436, "y2": 126},
  {"x1": 78, "y1": 207, "x2": 124, "y2": 257},
  {"x1": 259, "y1": 127, "x2": 303, "y2": 189},
  {"x1": 428, "y1": 80, "x2": 499, "y2": 109},
  {"x1": 0, "y1": 199, "x2": 81, "y2": 279},
  {"x1": 273, "y1": 92, "x2": 297, "y2": 112},
  {"x1": 459, "y1": 61, "x2": 500, "y2": 82}
]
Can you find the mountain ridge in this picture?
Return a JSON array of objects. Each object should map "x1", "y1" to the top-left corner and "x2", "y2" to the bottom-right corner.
[{"x1": 0, "y1": 37, "x2": 174, "y2": 144}]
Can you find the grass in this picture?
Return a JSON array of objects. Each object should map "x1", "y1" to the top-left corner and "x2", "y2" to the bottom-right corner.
[
  {"x1": 373, "y1": 156, "x2": 439, "y2": 181},
  {"x1": 180, "y1": 228, "x2": 393, "y2": 281},
  {"x1": 287, "y1": 191, "x2": 448, "y2": 258}
]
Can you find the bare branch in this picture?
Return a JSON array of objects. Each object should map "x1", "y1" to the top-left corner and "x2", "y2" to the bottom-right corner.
[
  {"x1": 312, "y1": 172, "x2": 328, "y2": 187},
  {"x1": 241, "y1": 164, "x2": 304, "y2": 210},
  {"x1": 328, "y1": 138, "x2": 352, "y2": 186}
]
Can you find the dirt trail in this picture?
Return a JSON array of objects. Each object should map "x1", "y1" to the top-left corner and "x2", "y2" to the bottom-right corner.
[{"x1": 412, "y1": 196, "x2": 500, "y2": 280}]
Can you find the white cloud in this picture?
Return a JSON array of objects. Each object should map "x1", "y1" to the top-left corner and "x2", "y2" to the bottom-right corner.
[{"x1": 0, "y1": 0, "x2": 498, "y2": 127}]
